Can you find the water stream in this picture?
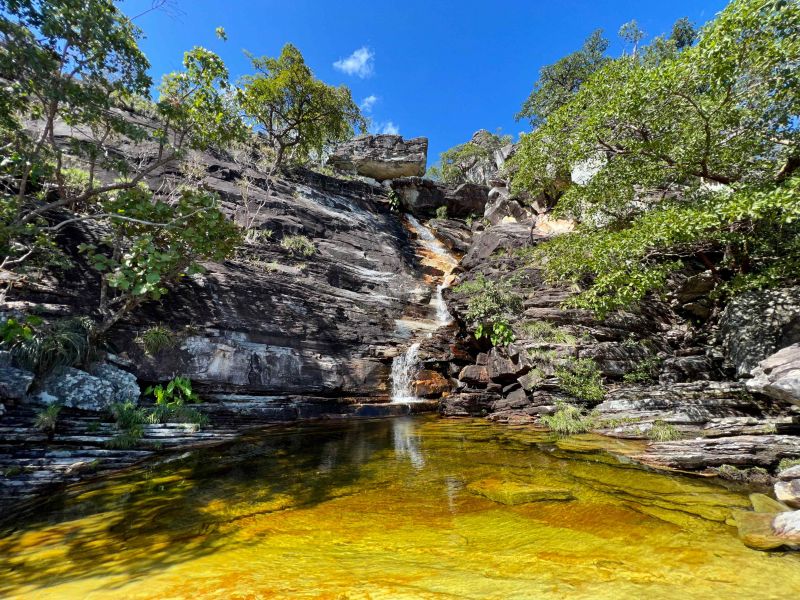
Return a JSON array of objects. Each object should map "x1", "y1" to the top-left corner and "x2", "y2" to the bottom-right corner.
[
  {"x1": 391, "y1": 215, "x2": 458, "y2": 402},
  {"x1": 2, "y1": 416, "x2": 797, "y2": 599}
]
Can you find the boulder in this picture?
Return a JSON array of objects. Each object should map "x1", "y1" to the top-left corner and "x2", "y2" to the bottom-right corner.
[
  {"x1": 37, "y1": 367, "x2": 117, "y2": 411},
  {"x1": 458, "y1": 364, "x2": 489, "y2": 386},
  {"x1": 778, "y1": 465, "x2": 800, "y2": 480},
  {"x1": 439, "y1": 391, "x2": 497, "y2": 417},
  {"x1": 90, "y1": 363, "x2": 140, "y2": 404},
  {"x1": 466, "y1": 478, "x2": 574, "y2": 505},
  {"x1": 735, "y1": 509, "x2": 800, "y2": 550},
  {"x1": 412, "y1": 369, "x2": 450, "y2": 398},
  {"x1": 0, "y1": 366, "x2": 35, "y2": 401},
  {"x1": 774, "y1": 479, "x2": 800, "y2": 508},
  {"x1": 717, "y1": 286, "x2": 800, "y2": 376},
  {"x1": 749, "y1": 493, "x2": 790, "y2": 513},
  {"x1": 327, "y1": 135, "x2": 427, "y2": 181},
  {"x1": 747, "y1": 343, "x2": 800, "y2": 406},
  {"x1": 486, "y1": 347, "x2": 531, "y2": 383}
]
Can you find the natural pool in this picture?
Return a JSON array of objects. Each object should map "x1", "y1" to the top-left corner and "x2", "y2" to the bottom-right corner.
[{"x1": 1, "y1": 416, "x2": 798, "y2": 599}]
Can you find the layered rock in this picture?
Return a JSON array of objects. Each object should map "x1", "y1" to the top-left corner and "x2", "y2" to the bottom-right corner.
[
  {"x1": 390, "y1": 177, "x2": 489, "y2": 218},
  {"x1": 747, "y1": 343, "x2": 800, "y2": 406},
  {"x1": 327, "y1": 134, "x2": 427, "y2": 180}
]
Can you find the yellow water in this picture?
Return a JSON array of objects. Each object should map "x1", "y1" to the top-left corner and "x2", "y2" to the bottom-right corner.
[{"x1": 1, "y1": 416, "x2": 798, "y2": 599}]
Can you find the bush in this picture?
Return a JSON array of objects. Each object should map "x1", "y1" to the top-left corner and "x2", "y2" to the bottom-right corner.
[
  {"x1": 521, "y1": 321, "x2": 576, "y2": 345},
  {"x1": 139, "y1": 325, "x2": 176, "y2": 356},
  {"x1": 647, "y1": 420, "x2": 680, "y2": 441},
  {"x1": 435, "y1": 205, "x2": 448, "y2": 220},
  {"x1": 281, "y1": 234, "x2": 316, "y2": 257},
  {"x1": 623, "y1": 356, "x2": 662, "y2": 383},
  {"x1": 540, "y1": 401, "x2": 596, "y2": 435},
  {"x1": 555, "y1": 358, "x2": 605, "y2": 402},
  {"x1": 11, "y1": 317, "x2": 93, "y2": 376},
  {"x1": 453, "y1": 274, "x2": 522, "y2": 345}
]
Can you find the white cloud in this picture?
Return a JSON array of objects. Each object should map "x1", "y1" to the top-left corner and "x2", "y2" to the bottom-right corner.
[
  {"x1": 360, "y1": 94, "x2": 378, "y2": 112},
  {"x1": 333, "y1": 47, "x2": 374, "y2": 78},
  {"x1": 378, "y1": 121, "x2": 400, "y2": 135}
]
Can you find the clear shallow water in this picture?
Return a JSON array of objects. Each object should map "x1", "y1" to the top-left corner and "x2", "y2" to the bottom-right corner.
[{"x1": 1, "y1": 416, "x2": 798, "y2": 599}]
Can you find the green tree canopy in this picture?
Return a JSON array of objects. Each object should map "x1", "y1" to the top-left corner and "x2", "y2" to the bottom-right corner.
[
  {"x1": 516, "y1": 29, "x2": 609, "y2": 127},
  {"x1": 427, "y1": 131, "x2": 511, "y2": 185},
  {"x1": 512, "y1": 0, "x2": 800, "y2": 316},
  {"x1": 238, "y1": 44, "x2": 366, "y2": 168}
]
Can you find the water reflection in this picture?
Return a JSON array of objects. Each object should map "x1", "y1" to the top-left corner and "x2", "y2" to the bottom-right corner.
[{"x1": 392, "y1": 417, "x2": 426, "y2": 470}]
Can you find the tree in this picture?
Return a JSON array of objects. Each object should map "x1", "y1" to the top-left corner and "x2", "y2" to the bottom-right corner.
[
  {"x1": 238, "y1": 44, "x2": 366, "y2": 168},
  {"x1": 670, "y1": 17, "x2": 697, "y2": 49},
  {"x1": 516, "y1": 30, "x2": 609, "y2": 127},
  {"x1": 618, "y1": 20, "x2": 646, "y2": 55},
  {"x1": 428, "y1": 131, "x2": 512, "y2": 185},
  {"x1": 511, "y1": 0, "x2": 800, "y2": 316},
  {"x1": 0, "y1": 1, "x2": 244, "y2": 331}
]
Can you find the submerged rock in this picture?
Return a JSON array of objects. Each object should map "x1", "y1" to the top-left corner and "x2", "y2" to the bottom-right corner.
[
  {"x1": 749, "y1": 493, "x2": 789, "y2": 513},
  {"x1": 327, "y1": 134, "x2": 427, "y2": 180},
  {"x1": 466, "y1": 478, "x2": 574, "y2": 505},
  {"x1": 735, "y1": 509, "x2": 800, "y2": 550}
]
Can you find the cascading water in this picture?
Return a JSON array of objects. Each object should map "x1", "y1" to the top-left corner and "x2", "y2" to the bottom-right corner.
[
  {"x1": 391, "y1": 215, "x2": 459, "y2": 403},
  {"x1": 391, "y1": 342, "x2": 421, "y2": 402}
]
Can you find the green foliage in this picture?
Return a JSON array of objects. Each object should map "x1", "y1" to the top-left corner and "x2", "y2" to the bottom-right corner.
[
  {"x1": 238, "y1": 44, "x2": 366, "y2": 167},
  {"x1": 11, "y1": 317, "x2": 93, "y2": 376},
  {"x1": 670, "y1": 17, "x2": 697, "y2": 49},
  {"x1": 387, "y1": 190, "x2": 401, "y2": 213},
  {"x1": 512, "y1": 0, "x2": 800, "y2": 316},
  {"x1": 453, "y1": 274, "x2": 522, "y2": 344},
  {"x1": 517, "y1": 30, "x2": 609, "y2": 127},
  {"x1": 623, "y1": 356, "x2": 663, "y2": 383},
  {"x1": 618, "y1": 20, "x2": 646, "y2": 53},
  {"x1": 555, "y1": 358, "x2": 605, "y2": 403},
  {"x1": 465, "y1": 213, "x2": 477, "y2": 228},
  {"x1": 521, "y1": 321, "x2": 576, "y2": 345},
  {"x1": 435, "y1": 206, "x2": 448, "y2": 220},
  {"x1": 428, "y1": 132, "x2": 511, "y2": 185},
  {"x1": 647, "y1": 420, "x2": 681, "y2": 441},
  {"x1": 34, "y1": 403, "x2": 62, "y2": 434},
  {"x1": 540, "y1": 401, "x2": 597, "y2": 435},
  {"x1": 0, "y1": 315, "x2": 42, "y2": 345},
  {"x1": 145, "y1": 376, "x2": 200, "y2": 406},
  {"x1": 280, "y1": 234, "x2": 316, "y2": 257},
  {"x1": 138, "y1": 325, "x2": 176, "y2": 356}
]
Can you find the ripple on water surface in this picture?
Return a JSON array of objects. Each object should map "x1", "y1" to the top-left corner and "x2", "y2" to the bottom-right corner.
[{"x1": 0, "y1": 416, "x2": 798, "y2": 599}]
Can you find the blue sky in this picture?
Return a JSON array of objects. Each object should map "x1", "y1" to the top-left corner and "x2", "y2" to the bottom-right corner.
[{"x1": 125, "y1": 0, "x2": 729, "y2": 164}]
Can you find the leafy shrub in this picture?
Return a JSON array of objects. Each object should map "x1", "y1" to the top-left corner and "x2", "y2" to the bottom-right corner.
[
  {"x1": 555, "y1": 358, "x2": 605, "y2": 402},
  {"x1": 34, "y1": 404, "x2": 62, "y2": 434},
  {"x1": 139, "y1": 325, "x2": 176, "y2": 356},
  {"x1": 11, "y1": 317, "x2": 93, "y2": 376},
  {"x1": 521, "y1": 321, "x2": 576, "y2": 345},
  {"x1": 146, "y1": 376, "x2": 200, "y2": 405},
  {"x1": 0, "y1": 315, "x2": 43, "y2": 345},
  {"x1": 475, "y1": 319, "x2": 515, "y2": 346},
  {"x1": 623, "y1": 356, "x2": 663, "y2": 383},
  {"x1": 388, "y1": 190, "x2": 401, "y2": 213},
  {"x1": 435, "y1": 205, "x2": 448, "y2": 220},
  {"x1": 281, "y1": 234, "x2": 316, "y2": 257},
  {"x1": 647, "y1": 420, "x2": 680, "y2": 441},
  {"x1": 453, "y1": 274, "x2": 522, "y2": 345},
  {"x1": 540, "y1": 401, "x2": 597, "y2": 435}
]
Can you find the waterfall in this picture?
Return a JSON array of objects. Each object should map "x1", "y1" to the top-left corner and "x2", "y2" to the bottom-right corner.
[
  {"x1": 390, "y1": 214, "x2": 458, "y2": 403},
  {"x1": 391, "y1": 342, "x2": 421, "y2": 402}
]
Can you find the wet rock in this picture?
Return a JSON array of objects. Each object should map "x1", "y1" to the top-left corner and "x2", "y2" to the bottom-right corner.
[
  {"x1": 466, "y1": 478, "x2": 574, "y2": 505},
  {"x1": 0, "y1": 366, "x2": 35, "y2": 401},
  {"x1": 750, "y1": 493, "x2": 789, "y2": 513},
  {"x1": 735, "y1": 510, "x2": 800, "y2": 550},
  {"x1": 717, "y1": 286, "x2": 800, "y2": 376},
  {"x1": 439, "y1": 391, "x2": 497, "y2": 417},
  {"x1": 774, "y1": 479, "x2": 800, "y2": 508},
  {"x1": 413, "y1": 369, "x2": 450, "y2": 398},
  {"x1": 747, "y1": 343, "x2": 800, "y2": 406},
  {"x1": 89, "y1": 363, "x2": 140, "y2": 404},
  {"x1": 635, "y1": 435, "x2": 800, "y2": 470},
  {"x1": 327, "y1": 134, "x2": 427, "y2": 180},
  {"x1": 37, "y1": 367, "x2": 117, "y2": 411}
]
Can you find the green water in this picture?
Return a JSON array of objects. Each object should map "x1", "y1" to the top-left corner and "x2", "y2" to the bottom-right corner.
[{"x1": 1, "y1": 416, "x2": 798, "y2": 599}]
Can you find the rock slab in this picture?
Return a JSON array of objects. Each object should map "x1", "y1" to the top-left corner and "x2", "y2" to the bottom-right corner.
[{"x1": 327, "y1": 135, "x2": 427, "y2": 180}]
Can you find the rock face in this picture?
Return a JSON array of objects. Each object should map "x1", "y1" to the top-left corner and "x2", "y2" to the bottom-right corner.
[
  {"x1": 717, "y1": 286, "x2": 800, "y2": 376},
  {"x1": 327, "y1": 134, "x2": 427, "y2": 180},
  {"x1": 0, "y1": 366, "x2": 35, "y2": 401},
  {"x1": 37, "y1": 367, "x2": 118, "y2": 411},
  {"x1": 747, "y1": 343, "x2": 800, "y2": 406}
]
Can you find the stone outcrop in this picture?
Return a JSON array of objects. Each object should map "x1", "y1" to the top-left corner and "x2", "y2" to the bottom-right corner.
[
  {"x1": 390, "y1": 176, "x2": 489, "y2": 218},
  {"x1": 747, "y1": 343, "x2": 800, "y2": 406},
  {"x1": 634, "y1": 435, "x2": 800, "y2": 470},
  {"x1": 35, "y1": 364, "x2": 138, "y2": 411},
  {"x1": 327, "y1": 134, "x2": 427, "y2": 180}
]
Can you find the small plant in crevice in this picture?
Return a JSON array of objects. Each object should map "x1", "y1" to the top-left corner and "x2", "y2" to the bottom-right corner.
[
  {"x1": 34, "y1": 404, "x2": 62, "y2": 438},
  {"x1": 647, "y1": 420, "x2": 681, "y2": 442},
  {"x1": 138, "y1": 325, "x2": 176, "y2": 356},
  {"x1": 465, "y1": 213, "x2": 477, "y2": 228},
  {"x1": 540, "y1": 401, "x2": 597, "y2": 435},
  {"x1": 281, "y1": 234, "x2": 316, "y2": 257},
  {"x1": 145, "y1": 376, "x2": 208, "y2": 430},
  {"x1": 555, "y1": 358, "x2": 605, "y2": 403},
  {"x1": 521, "y1": 321, "x2": 576, "y2": 345},
  {"x1": 435, "y1": 205, "x2": 448, "y2": 220},
  {"x1": 623, "y1": 356, "x2": 663, "y2": 383},
  {"x1": 107, "y1": 401, "x2": 146, "y2": 449},
  {"x1": 387, "y1": 190, "x2": 401, "y2": 213},
  {"x1": 777, "y1": 458, "x2": 800, "y2": 472}
]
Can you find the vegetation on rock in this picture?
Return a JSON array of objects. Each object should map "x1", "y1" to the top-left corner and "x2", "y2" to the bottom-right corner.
[{"x1": 540, "y1": 401, "x2": 597, "y2": 434}]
